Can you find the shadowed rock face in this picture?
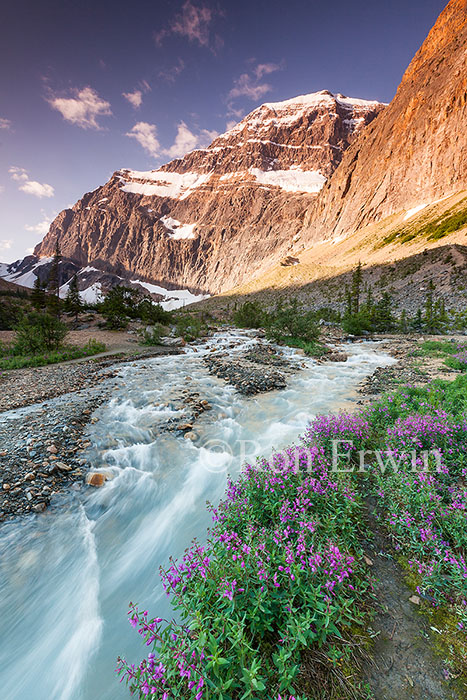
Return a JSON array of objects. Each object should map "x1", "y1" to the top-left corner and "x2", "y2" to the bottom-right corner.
[
  {"x1": 34, "y1": 92, "x2": 384, "y2": 294},
  {"x1": 301, "y1": 0, "x2": 467, "y2": 244}
]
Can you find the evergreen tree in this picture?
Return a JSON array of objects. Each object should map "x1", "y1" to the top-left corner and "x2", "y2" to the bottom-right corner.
[
  {"x1": 31, "y1": 276, "x2": 47, "y2": 311},
  {"x1": 372, "y1": 292, "x2": 394, "y2": 331},
  {"x1": 399, "y1": 309, "x2": 409, "y2": 333},
  {"x1": 64, "y1": 274, "x2": 83, "y2": 322},
  {"x1": 412, "y1": 308, "x2": 424, "y2": 332},
  {"x1": 350, "y1": 261, "x2": 363, "y2": 314},
  {"x1": 46, "y1": 240, "x2": 62, "y2": 318},
  {"x1": 423, "y1": 280, "x2": 435, "y2": 332}
]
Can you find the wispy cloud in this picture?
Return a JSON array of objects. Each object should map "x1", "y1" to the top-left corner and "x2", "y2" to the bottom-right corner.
[
  {"x1": 155, "y1": 1, "x2": 222, "y2": 50},
  {"x1": 0, "y1": 239, "x2": 12, "y2": 254},
  {"x1": 158, "y1": 58, "x2": 185, "y2": 83},
  {"x1": 0, "y1": 118, "x2": 11, "y2": 130},
  {"x1": 123, "y1": 90, "x2": 143, "y2": 109},
  {"x1": 228, "y1": 63, "x2": 280, "y2": 102},
  {"x1": 123, "y1": 81, "x2": 151, "y2": 109},
  {"x1": 25, "y1": 213, "x2": 54, "y2": 236},
  {"x1": 164, "y1": 121, "x2": 218, "y2": 159},
  {"x1": 9, "y1": 167, "x2": 55, "y2": 198},
  {"x1": 47, "y1": 86, "x2": 112, "y2": 129},
  {"x1": 126, "y1": 122, "x2": 161, "y2": 158},
  {"x1": 226, "y1": 62, "x2": 281, "y2": 118},
  {"x1": 126, "y1": 120, "x2": 218, "y2": 160}
]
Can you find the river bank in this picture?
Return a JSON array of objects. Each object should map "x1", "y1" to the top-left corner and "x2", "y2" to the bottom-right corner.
[
  {"x1": 0, "y1": 330, "x2": 399, "y2": 700},
  {"x1": 2, "y1": 331, "x2": 461, "y2": 525}
]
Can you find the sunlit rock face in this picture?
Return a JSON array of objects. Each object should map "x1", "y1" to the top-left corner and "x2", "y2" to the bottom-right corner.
[{"x1": 35, "y1": 91, "x2": 384, "y2": 294}]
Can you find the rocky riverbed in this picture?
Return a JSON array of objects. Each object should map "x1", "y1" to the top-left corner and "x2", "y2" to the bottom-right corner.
[
  {"x1": 0, "y1": 393, "x2": 108, "y2": 522},
  {"x1": 203, "y1": 341, "x2": 301, "y2": 395}
]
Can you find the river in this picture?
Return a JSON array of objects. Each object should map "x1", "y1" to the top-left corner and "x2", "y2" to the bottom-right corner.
[{"x1": 0, "y1": 331, "x2": 394, "y2": 699}]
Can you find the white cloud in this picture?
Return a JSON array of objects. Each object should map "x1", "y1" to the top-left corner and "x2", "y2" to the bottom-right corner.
[
  {"x1": 0, "y1": 239, "x2": 12, "y2": 254},
  {"x1": 126, "y1": 120, "x2": 218, "y2": 160},
  {"x1": 126, "y1": 122, "x2": 161, "y2": 158},
  {"x1": 0, "y1": 118, "x2": 11, "y2": 130},
  {"x1": 255, "y1": 63, "x2": 281, "y2": 79},
  {"x1": 9, "y1": 166, "x2": 28, "y2": 182},
  {"x1": 225, "y1": 120, "x2": 237, "y2": 131},
  {"x1": 47, "y1": 86, "x2": 112, "y2": 130},
  {"x1": 155, "y1": 2, "x2": 221, "y2": 50},
  {"x1": 20, "y1": 181, "x2": 55, "y2": 198},
  {"x1": 25, "y1": 214, "x2": 53, "y2": 236},
  {"x1": 123, "y1": 89, "x2": 143, "y2": 109},
  {"x1": 163, "y1": 121, "x2": 218, "y2": 159},
  {"x1": 9, "y1": 167, "x2": 55, "y2": 198}
]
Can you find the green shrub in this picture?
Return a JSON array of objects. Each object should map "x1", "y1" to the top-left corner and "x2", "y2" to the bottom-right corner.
[
  {"x1": 175, "y1": 315, "x2": 205, "y2": 341},
  {"x1": 233, "y1": 301, "x2": 265, "y2": 328},
  {"x1": 137, "y1": 299, "x2": 173, "y2": 325},
  {"x1": 13, "y1": 311, "x2": 68, "y2": 354},
  {"x1": 139, "y1": 324, "x2": 164, "y2": 346},
  {"x1": 265, "y1": 300, "x2": 319, "y2": 344}
]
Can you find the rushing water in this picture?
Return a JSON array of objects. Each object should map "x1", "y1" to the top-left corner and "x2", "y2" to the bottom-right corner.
[{"x1": 0, "y1": 331, "x2": 394, "y2": 700}]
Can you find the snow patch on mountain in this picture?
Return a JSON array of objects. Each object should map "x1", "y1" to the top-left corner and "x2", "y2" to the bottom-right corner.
[
  {"x1": 119, "y1": 170, "x2": 211, "y2": 200},
  {"x1": 160, "y1": 216, "x2": 197, "y2": 240},
  {"x1": 1, "y1": 257, "x2": 54, "y2": 288},
  {"x1": 249, "y1": 167, "x2": 327, "y2": 193},
  {"x1": 131, "y1": 279, "x2": 209, "y2": 310}
]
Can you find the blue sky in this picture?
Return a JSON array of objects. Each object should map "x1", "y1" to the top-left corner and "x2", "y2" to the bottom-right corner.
[{"x1": 0, "y1": 0, "x2": 446, "y2": 262}]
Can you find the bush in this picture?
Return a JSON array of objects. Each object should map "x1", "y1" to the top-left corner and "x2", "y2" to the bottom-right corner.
[
  {"x1": 139, "y1": 324, "x2": 164, "y2": 346},
  {"x1": 233, "y1": 301, "x2": 265, "y2": 328},
  {"x1": 99, "y1": 286, "x2": 142, "y2": 329},
  {"x1": 13, "y1": 312, "x2": 68, "y2": 354},
  {"x1": 175, "y1": 315, "x2": 205, "y2": 341},
  {"x1": 0, "y1": 298, "x2": 22, "y2": 330},
  {"x1": 137, "y1": 299, "x2": 173, "y2": 326},
  {"x1": 265, "y1": 300, "x2": 319, "y2": 344}
]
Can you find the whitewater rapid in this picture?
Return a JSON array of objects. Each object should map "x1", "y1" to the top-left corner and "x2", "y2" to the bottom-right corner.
[{"x1": 0, "y1": 331, "x2": 394, "y2": 699}]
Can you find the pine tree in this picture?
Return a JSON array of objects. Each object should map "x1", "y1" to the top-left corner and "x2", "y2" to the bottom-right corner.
[
  {"x1": 64, "y1": 274, "x2": 82, "y2": 322},
  {"x1": 399, "y1": 309, "x2": 408, "y2": 333},
  {"x1": 413, "y1": 308, "x2": 424, "y2": 332},
  {"x1": 350, "y1": 261, "x2": 363, "y2": 314},
  {"x1": 31, "y1": 276, "x2": 46, "y2": 311},
  {"x1": 423, "y1": 280, "x2": 436, "y2": 333},
  {"x1": 46, "y1": 240, "x2": 62, "y2": 318}
]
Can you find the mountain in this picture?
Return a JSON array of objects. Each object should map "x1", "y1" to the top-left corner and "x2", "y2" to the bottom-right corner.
[
  {"x1": 33, "y1": 91, "x2": 384, "y2": 296},
  {"x1": 300, "y1": 0, "x2": 467, "y2": 244},
  {"x1": 0, "y1": 256, "x2": 207, "y2": 309}
]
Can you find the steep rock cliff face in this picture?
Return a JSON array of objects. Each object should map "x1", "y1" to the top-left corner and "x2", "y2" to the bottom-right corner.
[
  {"x1": 35, "y1": 92, "x2": 384, "y2": 294},
  {"x1": 302, "y1": 0, "x2": 467, "y2": 243}
]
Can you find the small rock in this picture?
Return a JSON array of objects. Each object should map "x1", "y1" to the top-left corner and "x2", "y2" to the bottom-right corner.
[
  {"x1": 178, "y1": 423, "x2": 193, "y2": 431},
  {"x1": 409, "y1": 595, "x2": 420, "y2": 605},
  {"x1": 55, "y1": 462, "x2": 72, "y2": 472},
  {"x1": 2, "y1": 483, "x2": 11, "y2": 491},
  {"x1": 184, "y1": 432, "x2": 197, "y2": 441},
  {"x1": 33, "y1": 502, "x2": 47, "y2": 514},
  {"x1": 363, "y1": 555, "x2": 374, "y2": 567},
  {"x1": 86, "y1": 472, "x2": 108, "y2": 487},
  {"x1": 24, "y1": 472, "x2": 36, "y2": 481}
]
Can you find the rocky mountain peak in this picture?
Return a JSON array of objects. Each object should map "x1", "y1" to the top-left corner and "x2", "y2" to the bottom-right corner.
[{"x1": 33, "y1": 90, "x2": 384, "y2": 297}]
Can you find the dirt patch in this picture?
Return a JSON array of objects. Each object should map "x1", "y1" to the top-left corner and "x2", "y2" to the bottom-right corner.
[{"x1": 361, "y1": 497, "x2": 459, "y2": 699}]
